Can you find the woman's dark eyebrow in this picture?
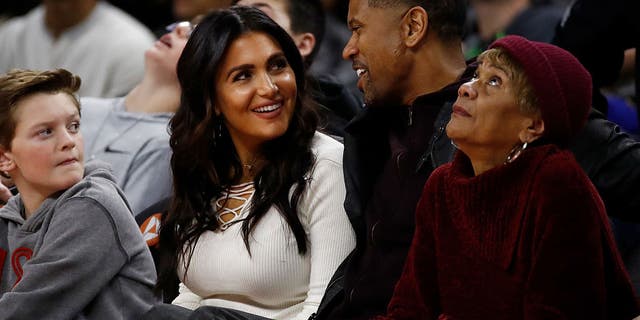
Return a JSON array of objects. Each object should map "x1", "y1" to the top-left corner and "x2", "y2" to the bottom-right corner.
[{"x1": 226, "y1": 64, "x2": 253, "y2": 79}]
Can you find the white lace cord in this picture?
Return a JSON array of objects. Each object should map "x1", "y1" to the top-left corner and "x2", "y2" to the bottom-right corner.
[{"x1": 213, "y1": 182, "x2": 255, "y2": 230}]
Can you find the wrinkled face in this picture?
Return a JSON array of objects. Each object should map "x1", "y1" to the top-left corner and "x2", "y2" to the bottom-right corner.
[
  {"x1": 343, "y1": 0, "x2": 406, "y2": 107},
  {"x1": 214, "y1": 31, "x2": 297, "y2": 155},
  {"x1": 1, "y1": 92, "x2": 84, "y2": 200},
  {"x1": 173, "y1": 0, "x2": 231, "y2": 19},
  {"x1": 145, "y1": 21, "x2": 192, "y2": 81},
  {"x1": 446, "y1": 62, "x2": 533, "y2": 157}
]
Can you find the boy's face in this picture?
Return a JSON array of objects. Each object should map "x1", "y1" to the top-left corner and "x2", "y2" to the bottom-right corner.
[{"x1": 0, "y1": 92, "x2": 84, "y2": 200}]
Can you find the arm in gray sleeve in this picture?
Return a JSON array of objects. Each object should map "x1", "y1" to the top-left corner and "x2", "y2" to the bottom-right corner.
[
  {"x1": 0, "y1": 198, "x2": 129, "y2": 319},
  {"x1": 120, "y1": 139, "x2": 173, "y2": 215}
]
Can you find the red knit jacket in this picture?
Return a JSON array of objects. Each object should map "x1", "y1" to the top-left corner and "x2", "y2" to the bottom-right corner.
[{"x1": 377, "y1": 145, "x2": 639, "y2": 320}]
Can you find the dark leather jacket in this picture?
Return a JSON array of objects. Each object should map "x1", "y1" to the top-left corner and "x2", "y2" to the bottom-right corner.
[{"x1": 568, "y1": 109, "x2": 640, "y2": 222}]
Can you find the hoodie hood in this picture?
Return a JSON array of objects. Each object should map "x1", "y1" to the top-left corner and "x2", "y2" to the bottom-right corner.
[{"x1": 0, "y1": 195, "x2": 25, "y2": 225}]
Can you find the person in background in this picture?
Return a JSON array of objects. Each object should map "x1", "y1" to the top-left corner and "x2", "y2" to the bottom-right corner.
[
  {"x1": 0, "y1": 69, "x2": 159, "y2": 319},
  {"x1": 234, "y1": 0, "x2": 361, "y2": 138},
  {"x1": 173, "y1": 0, "x2": 232, "y2": 20},
  {"x1": 0, "y1": 0, "x2": 155, "y2": 98},
  {"x1": 311, "y1": 0, "x2": 360, "y2": 94},
  {"x1": 553, "y1": 0, "x2": 638, "y2": 118},
  {"x1": 463, "y1": 0, "x2": 566, "y2": 59},
  {"x1": 235, "y1": 0, "x2": 359, "y2": 96},
  {"x1": 145, "y1": 6, "x2": 355, "y2": 320},
  {"x1": 80, "y1": 18, "x2": 194, "y2": 215},
  {"x1": 377, "y1": 35, "x2": 639, "y2": 320}
]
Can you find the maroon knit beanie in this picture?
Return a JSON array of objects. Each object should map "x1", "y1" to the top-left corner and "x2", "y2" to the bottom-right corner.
[{"x1": 488, "y1": 35, "x2": 592, "y2": 146}]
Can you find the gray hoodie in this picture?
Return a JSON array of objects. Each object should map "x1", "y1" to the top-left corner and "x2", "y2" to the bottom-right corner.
[{"x1": 0, "y1": 161, "x2": 159, "y2": 319}]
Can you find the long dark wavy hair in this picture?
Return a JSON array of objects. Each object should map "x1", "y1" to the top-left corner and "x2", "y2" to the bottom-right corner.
[{"x1": 157, "y1": 6, "x2": 319, "y2": 289}]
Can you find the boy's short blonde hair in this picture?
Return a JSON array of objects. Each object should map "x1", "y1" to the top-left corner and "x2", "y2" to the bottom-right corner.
[{"x1": 0, "y1": 69, "x2": 81, "y2": 148}]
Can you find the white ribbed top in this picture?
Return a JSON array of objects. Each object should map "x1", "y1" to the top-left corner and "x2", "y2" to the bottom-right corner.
[{"x1": 173, "y1": 132, "x2": 355, "y2": 320}]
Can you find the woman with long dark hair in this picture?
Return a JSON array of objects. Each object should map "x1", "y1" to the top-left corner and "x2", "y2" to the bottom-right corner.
[{"x1": 152, "y1": 6, "x2": 355, "y2": 320}]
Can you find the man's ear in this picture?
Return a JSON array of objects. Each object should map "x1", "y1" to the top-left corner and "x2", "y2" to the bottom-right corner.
[
  {"x1": 293, "y1": 32, "x2": 316, "y2": 60},
  {"x1": 519, "y1": 115, "x2": 545, "y2": 143},
  {"x1": 0, "y1": 146, "x2": 15, "y2": 173},
  {"x1": 401, "y1": 6, "x2": 428, "y2": 48}
]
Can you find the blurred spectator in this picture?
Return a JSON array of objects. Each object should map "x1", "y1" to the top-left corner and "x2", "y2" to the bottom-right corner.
[
  {"x1": 173, "y1": 0, "x2": 231, "y2": 19},
  {"x1": 108, "y1": 0, "x2": 174, "y2": 34},
  {"x1": 310, "y1": 7, "x2": 359, "y2": 95},
  {"x1": 80, "y1": 19, "x2": 192, "y2": 215},
  {"x1": 463, "y1": 0, "x2": 566, "y2": 59},
  {"x1": 554, "y1": 0, "x2": 639, "y2": 124},
  {"x1": 0, "y1": 0, "x2": 155, "y2": 98},
  {"x1": 321, "y1": 0, "x2": 349, "y2": 21}
]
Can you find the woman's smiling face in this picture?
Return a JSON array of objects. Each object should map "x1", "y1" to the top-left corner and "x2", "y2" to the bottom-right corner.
[{"x1": 214, "y1": 31, "x2": 297, "y2": 155}]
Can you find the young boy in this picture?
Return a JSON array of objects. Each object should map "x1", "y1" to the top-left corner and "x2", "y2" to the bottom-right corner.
[{"x1": 0, "y1": 69, "x2": 159, "y2": 319}]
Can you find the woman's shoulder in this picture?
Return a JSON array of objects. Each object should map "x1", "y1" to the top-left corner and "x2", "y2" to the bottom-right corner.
[
  {"x1": 534, "y1": 146, "x2": 587, "y2": 184},
  {"x1": 311, "y1": 131, "x2": 344, "y2": 165},
  {"x1": 530, "y1": 146, "x2": 601, "y2": 210}
]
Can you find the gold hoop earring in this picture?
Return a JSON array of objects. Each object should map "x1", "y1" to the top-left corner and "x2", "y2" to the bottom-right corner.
[{"x1": 505, "y1": 141, "x2": 528, "y2": 164}]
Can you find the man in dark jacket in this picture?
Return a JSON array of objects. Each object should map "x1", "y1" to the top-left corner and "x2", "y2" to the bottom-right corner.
[
  {"x1": 316, "y1": 0, "x2": 469, "y2": 318},
  {"x1": 316, "y1": 0, "x2": 640, "y2": 319}
]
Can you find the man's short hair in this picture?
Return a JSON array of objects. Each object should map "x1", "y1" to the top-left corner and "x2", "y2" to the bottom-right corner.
[{"x1": 369, "y1": 0, "x2": 466, "y2": 41}]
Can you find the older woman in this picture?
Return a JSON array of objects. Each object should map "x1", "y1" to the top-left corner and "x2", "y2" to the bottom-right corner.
[
  {"x1": 146, "y1": 5, "x2": 355, "y2": 320},
  {"x1": 377, "y1": 35, "x2": 639, "y2": 319}
]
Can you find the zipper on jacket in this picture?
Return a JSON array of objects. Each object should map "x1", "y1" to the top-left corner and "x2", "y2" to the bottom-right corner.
[{"x1": 415, "y1": 124, "x2": 446, "y2": 173}]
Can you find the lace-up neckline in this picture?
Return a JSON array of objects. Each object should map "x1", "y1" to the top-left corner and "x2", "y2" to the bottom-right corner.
[{"x1": 213, "y1": 181, "x2": 255, "y2": 230}]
